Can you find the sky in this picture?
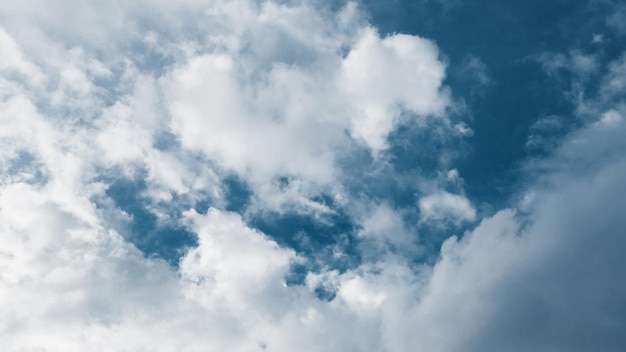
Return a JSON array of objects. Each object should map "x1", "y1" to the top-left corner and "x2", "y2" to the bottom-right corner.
[{"x1": 1, "y1": 0, "x2": 626, "y2": 351}]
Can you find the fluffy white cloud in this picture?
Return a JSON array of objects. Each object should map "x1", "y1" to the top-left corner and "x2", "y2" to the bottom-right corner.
[
  {"x1": 0, "y1": 1, "x2": 452, "y2": 350},
  {"x1": 5, "y1": 132, "x2": 626, "y2": 351},
  {"x1": 340, "y1": 28, "x2": 448, "y2": 151},
  {"x1": 418, "y1": 191, "x2": 476, "y2": 224},
  {"x1": 161, "y1": 3, "x2": 450, "y2": 210},
  {"x1": 355, "y1": 203, "x2": 422, "y2": 259}
]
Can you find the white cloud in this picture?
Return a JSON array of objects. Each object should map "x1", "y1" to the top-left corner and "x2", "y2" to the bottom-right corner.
[
  {"x1": 355, "y1": 203, "x2": 421, "y2": 258},
  {"x1": 0, "y1": 1, "x2": 453, "y2": 350},
  {"x1": 534, "y1": 51, "x2": 598, "y2": 79},
  {"x1": 601, "y1": 53, "x2": 626, "y2": 98},
  {"x1": 340, "y1": 28, "x2": 448, "y2": 152},
  {"x1": 180, "y1": 208, "x2": 296, "y2": 295},
  {"x1": 162, "y1": 7, "x2": 450, "y2": 209},
  {"x1": 594, "y1": 109, "x2": 623, "y2": 127},
  {"x1": 418, "y1": 191, "x2": 476, "y2": 224},
  {"x1": 404, "y1": 123, "x2": 626, "y2": 351},
  {"x1": 0, "y1": 27, "x2": 45, "y2": 87},
  {"x1": 164, "y1": 53, "x2": 344, "y2": 187},
  {"x1": 606, "y1": 3, "x2": 626, "y2": 36},
  {"x1": 3, "y1": 83, "x2": 626, "y2": 352}
]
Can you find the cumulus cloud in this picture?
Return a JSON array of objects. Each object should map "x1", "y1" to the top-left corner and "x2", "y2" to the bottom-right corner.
[
  {"x1": 162, "y1": 5, "x2": 450, "y2": 208},
  {"x1": 0, "y1": 1, "x2": 453, "y2": 349},
  {"x1": 340, "y1": 28, "x2": 448, "y2": 151},
  {"x1": 408, "y1": 119, "x2": 626, "y2": 352},
  {"x1": 418, "y1": 191, "x2": 476, "y2": 224},
  {"x1": 4, "y1": 116, "x2": 626, "y2": 351},
  {"x1": 355, "y1": 202, "x2": 421, "y2": 258}
]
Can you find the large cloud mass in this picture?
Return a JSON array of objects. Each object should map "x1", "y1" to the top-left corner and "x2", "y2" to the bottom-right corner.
[{"x1": 1, "y1": 0, "x2": 625, "y2": 351}]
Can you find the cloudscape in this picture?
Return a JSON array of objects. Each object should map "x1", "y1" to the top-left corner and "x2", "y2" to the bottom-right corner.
[{"x1": 1, "y1": 0, "x2": 626, "y2": 351}]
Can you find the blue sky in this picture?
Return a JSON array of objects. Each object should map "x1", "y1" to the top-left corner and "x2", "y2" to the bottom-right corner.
[{"x1": 1, "y1": 0, "x2": 626, "y2": 351}]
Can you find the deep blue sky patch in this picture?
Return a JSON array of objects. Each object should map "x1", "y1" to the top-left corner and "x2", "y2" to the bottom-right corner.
[
  {"x1": 363, "y1": 0, "x2": 624, "y2": 207},
  {"x1": 105, "y1": 177, "x2": 197, "y2": 267}
]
